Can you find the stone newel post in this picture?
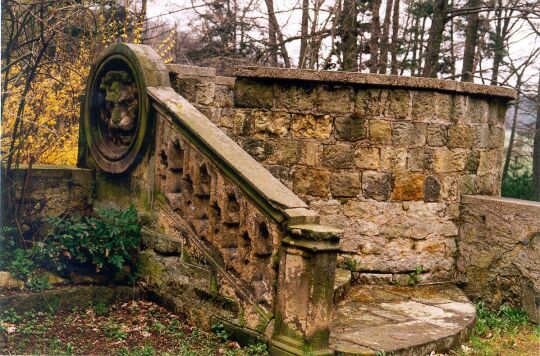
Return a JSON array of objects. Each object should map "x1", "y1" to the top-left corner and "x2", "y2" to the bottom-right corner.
[{"x1": 271, "y1": 224, "x2": 342, "y2": 355}]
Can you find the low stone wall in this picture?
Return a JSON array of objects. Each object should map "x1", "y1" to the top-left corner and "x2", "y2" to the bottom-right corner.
[
  {"x1": 457, "y1": 195, "x2": 540, "y2": 323},
  {"x1": 168, "y1": 66, "x2": 516, "y2": 282},
  {"x1": 2, "y1": 165, "x2": 93, "y2": 235}
]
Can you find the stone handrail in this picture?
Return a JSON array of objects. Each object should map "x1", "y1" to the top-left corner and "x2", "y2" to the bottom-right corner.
[{"x1": 147, "y1": 85, "x2": 342, "y2": 355}]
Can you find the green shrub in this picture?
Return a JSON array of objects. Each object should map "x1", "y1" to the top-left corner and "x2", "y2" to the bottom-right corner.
[
  {"x1": 40, "y1": 205, "x2": 141, "y2": 276},
  {"x1": 0, "y1": 206, "x2": 140, "y2": 283},
  {"x1": 0, "y1": 227, "x2": 34, "y2": 280},
  {"x1": 502, "y1": 162, "x2": 534, "y2": 200},
  {"x1": 26, "y1": 273, "x2": 52, "y2": 292}
]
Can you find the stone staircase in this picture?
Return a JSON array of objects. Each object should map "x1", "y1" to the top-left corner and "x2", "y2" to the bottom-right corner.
[
  {"x1": 81, "y1": 44, "x2": 480, "y2": 356},
  {"x1": 330, "y1": 279, "x2": 476, "y2": 355}
]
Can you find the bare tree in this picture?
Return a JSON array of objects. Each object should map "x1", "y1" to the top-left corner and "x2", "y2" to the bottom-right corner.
[{"x1": 534, "y1": 71, "x2": 540, "y2": 201}]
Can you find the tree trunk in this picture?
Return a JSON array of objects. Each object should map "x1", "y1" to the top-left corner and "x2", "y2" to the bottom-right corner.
[
  {"x1": 266, "y1": 0, "x2": 278, "y2": 65},
  {"x1": 369, "y1": 0, "x2": 382, "y2": 73},
  {"x1": 265, "y1": 0, "x2": 290, "y2": 67},
  {"x1": 341, "y1": 0, "x2": 358, "y2": 71},
  {"x1": 298, "y1": 0, "x2": 309, "y2": 68},
  {"x1": 490, "y1": 0, "x2": 512, "y2": 85},
  {"x1": 502, "y1": 93, "x2": 520, "y2": 182},
  {"x1": 461, "y1": 0, "x2": 481, "y2": 82},
  {"x1": 379, "y1": 0, "x2": 393, "y2": 74},
  {"x1": 390, "y1": 0, "x2": 400, "y2": 74},
  {"x1": 533, "y1": 72, "x2": 540, "y2": 201},
  {"x1": 423, "y1": 0, "x2": 448, "y2": 78}
]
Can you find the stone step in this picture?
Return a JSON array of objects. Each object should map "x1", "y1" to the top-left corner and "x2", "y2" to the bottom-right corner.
[
  {"x1": 330, "y1": 284, "x2": 476, "y2": 355},
  {"x1": 333, "y1": 268, "x2": 352, "y2": 304}
]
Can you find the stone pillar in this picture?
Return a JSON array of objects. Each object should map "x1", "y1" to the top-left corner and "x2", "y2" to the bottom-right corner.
[{"x1": 271, "y1": 224, "x2": 341, "y2": 355}]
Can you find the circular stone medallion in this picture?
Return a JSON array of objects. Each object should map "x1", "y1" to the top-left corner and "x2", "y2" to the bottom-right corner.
[{"x1": 83, "y1": 43, "x2": 169, "y2": 174}]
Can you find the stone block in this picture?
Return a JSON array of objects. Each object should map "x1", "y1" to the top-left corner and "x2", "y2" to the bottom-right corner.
[
  {"x1": 384, "y1": 90, "x2": 410, "y2": 120},
  {"x1": 292, "y1": 167, "x2": 331, "y2": 197},
  {"x1": 392, "y1": 122, "x2": 426, "y2": 147},
  {"x1": 448, "y1": 125, "x2": 474, "y2": 148},
  {"x1": 317, "y1": 86, "x2": 353, "y2": 113},
  {"x1": 472, "y1": 125, "x2": 490, "y2": 148},
  {"x1": 433, "y1": 149, "x2": 467, "y2": 173},
  {"x1": 234, "y1": 79, "x2": 273, "y2": 108},
  {"x1": 411, "y1": 91, "x2": 435, "y2": 121},
  {"x1": 355, "y1": 147, "x2": 381, "y2": 169},
  {"x1": 322, "y1": 144, "x2": 355, "y2": 169},
  {"x1": 408, "y1": 148, "x2": 434, "y2": 172},
  {"x1": 251, "y1": 110, "x2": 290, "y2": 138},
  {"x1": 274, "y1": 83, "x2": 317, "y2": 111},
  {"x1": 355, "y1": 89, "x2": 384, "y2": 117},
  {"x1": 465, "y1": 97, "x2": 488, "y2": 123},
  {"x1": 291, "y1": 113, "x2": 333, "y2": 139},
  {"x1": 241, "y1": 138, "x2": 273, "y2": 161},
  {"x1": 369, "y1": 120, "x2": 392, "y2": 144},
  {"x1": 267, "y1": 140, "x2": 302, "y2": 165},
  {"x1": 335, "y1": 115, "x2": 367, "y2": 141},
  {"x1": 427, "y1": 124, "x2": 447, "y2": 147},
  {"x1": 423, "y1": 176, "x2": 441, "y2": 202},
  {"x1": 362, "y1": 171, "x2": 393, "y2": 201},
  {"x1": 489, "y1": 126, "x2": 505, "y2": 149},
  {"x1": 478, "y1": 149, "x2": 502, "y2": 176},
  {"x1": 330, "y1": 172, "x2": 361, "y2": 197},
  {"x1": 465, "y1": 150, "x2": 480, "y2": 173},
  {"x1": 392, "y1": 173, "x2": 424, "y2": 201},
  {"x1": 381, "y1": 148, "x2": 408, "y2": 172},
  {"x1": 300, "y1": 141, "x2": 321, "y2": 166},
  {"x1": 488, "y1": 101, "x2": 507, "y2": 126}
]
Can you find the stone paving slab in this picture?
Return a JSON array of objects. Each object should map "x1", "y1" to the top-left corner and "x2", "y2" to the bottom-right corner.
[{"x1": 330, "y1": 284, "x2": 476, "y2": 355}]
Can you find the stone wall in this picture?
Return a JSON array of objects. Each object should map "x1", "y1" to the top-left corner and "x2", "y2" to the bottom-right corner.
[
  {"x1": 2, "y1": 165, "x2": 93, "y2": 236},
  {"x1": 457, "y1": 195, "x2": 540, "y2": 323},
  {"x1": 168, "y1": 66, "x2": 515, "y2": 282}
]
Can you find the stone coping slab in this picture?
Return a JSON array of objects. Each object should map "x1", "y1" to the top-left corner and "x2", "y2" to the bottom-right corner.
[
  {"x1": 7, "y1": 164, "x2": 92, "y2": 171},
  {"x1": 148, "y1": 86, "x2": 308, "y2": 219},
  {"x1": 234, "y1": 66, "x2": 517, "y2": 100},
  {"x1": 330, "y1": 284, "x2": 476, "y2": 355},
  {"x1": 462, "y1": 194, "x2": 540, "y2": 208}
]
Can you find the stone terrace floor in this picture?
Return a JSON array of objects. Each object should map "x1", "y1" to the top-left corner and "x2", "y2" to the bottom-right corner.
[{"x1": 330, "y1": 284, "x2": 476, "y2": 355}]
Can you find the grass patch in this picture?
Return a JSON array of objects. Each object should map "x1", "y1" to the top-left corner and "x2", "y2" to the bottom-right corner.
[{"x1": 454, "y1": 302, "x2": 539, "y2": 355}]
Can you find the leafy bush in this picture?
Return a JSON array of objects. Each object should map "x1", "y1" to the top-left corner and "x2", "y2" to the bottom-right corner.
[
  {"x1": 0, "y1": 227, "x2": 34, "y2": 280},
  {"x1": 475, "y1": 302, "x2": 529, "y2": 336},
  {"x1": 0, "y1": 206, "x2": 140, "y2": 283},
  {"x1": 40, "y1": 205, "x2": 141, "y2": 276},
  {"x1": 26, "y1": 273, "x2": 52, "y2": 292},
  {"x1": 502, "y1": 162, "x2": 534, "y2": 200}
]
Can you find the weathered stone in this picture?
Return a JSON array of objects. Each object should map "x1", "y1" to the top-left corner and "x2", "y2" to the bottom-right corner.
[
  {"x1": 392, "y1": 173, "x2": 424, "y2": 201},
  {"x1": 408, "y1": 148, "x2": 434, "y2": 172},
  {"x1": 362, "y1": 171, "x2": 393, "y2": 201},
  {"x1": 322, "y1": 144, "x2": 355, "y2": 169},
  {"x1": 355, "y1": 147, "x2": 380, "y2": 169},
  {"x1": 355, "y1": 89, "x2": 383, "y2": 117},
  {"x1": 381, "y1": 147, "x2": 408, "y2": 172},
  {"x1": 448, "y1": 125, "x2": 474, "y2": 148},
  {"x1": 423, "y1": 176, "x2": 441, "y2": 202},
  {"x1": 234, "y1": 79, "x2": 273, "y2": 108},
  {"x1": 478, "y1": 149, "x2": 502, "y2": 176},
  {"x1": 291, "y1": 113, "x2": 333, "y2": 139},
  {"x1": 251, "y1": 110, "x2": 290, "y2": 138},
  {"x1": 330, "y1": 172, "x2": 361, "y2": 197},
  {"x1": 268, "y1": 140, "x2": 302, "y2": 165},
  {"x1": 384, "y1": 90, "x2": 410, "y2": 120},
  {"x1": 489, "y1": 126, "x2": 505, "y2": 149},
  {"x1": 369, "y1": 120, "x2": 392, "y2": 144},
  {"x1": 465, "y1": 97, "x2": 488, "y2": 123},
  {"x1": 458, "y1": 196, "x2": 540, "y2": 323},
  {"x1": 0, "y1": 271, "x2": 24, "y2": 290},
  {"x1": 241, "y1": 138, "x2": 273, "y2": 161},
  {"x1": 434, "y1": 149, "x2": 467, "y2": 173},
  {"x1": 292, "y1": 167, "x2": 332, "y2": 197},
  {"x1": 411, "y1": 92, "x2": 435, "y2": 121},
  {"x1": 488, "y1": 101, "x2": 507, "y2": 125},
  {"x1": 465, "y1": 150, "x2": 480, "y2": 173},
  {"x1": 300, "y1": 141, "x2": 321, "y2": 166},
  {"x1": 334, "y1": 115, "x2": 367, "y2": 141},
  {"x1": 473, "y1": 125, "x2": 490, "y2": 148},
  {"x1": 317, "y1": 86, "x2": 353, "y2": 113},
  {"x1": 427, "y1": 124, "x2": 447, "y2": 147},
  {"x1": 274, "y1": 83, "x2": 317, "y2": 111},
  {"x1": 392, "y1": 122, "x2": 426, "y2": 147}
]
